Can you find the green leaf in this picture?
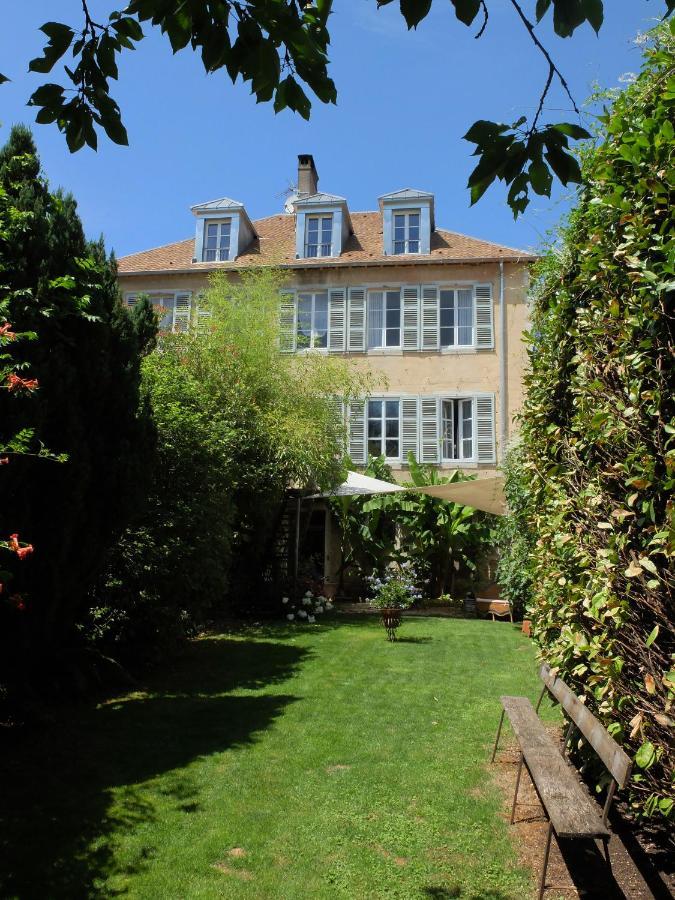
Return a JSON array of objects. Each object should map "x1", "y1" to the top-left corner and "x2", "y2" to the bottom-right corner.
[
  {"x1": 635, "y1": 741, "x2": 656, "y2": 769},
  {"x1": 551, "y1": 122, "x2": 592, "y2": 140},
  {"x1": 449, "y1": 0, "x2": 481, "y2": 26},
  {"x1": 528, "y1": 158, "x2": 553, "y2": 196},
  {"x1": 536, "y1": 0, "x2": 552, "y2": 20},
  {"x1": 400, "y1": 0, "x2": 432, "y2": 29},
  {"x1": 100, "y1": 112, "x2": 129, "y2": 146},
  {"x1": 544, "y1": 144, "x2": 582, "y2": 185},
  {"x1": 645, "y1": 625, "x2": 659, "y2": 648},
  {"x1": 581, "y1": 0, "x2": 603, "y2": 33},
  {"x1": 0, "y1": 72, "x2": 9, "y2": 85}
]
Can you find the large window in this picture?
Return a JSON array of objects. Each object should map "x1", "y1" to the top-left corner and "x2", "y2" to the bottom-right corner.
[
  {"x1": 368, "y1": 290, "x2": 401, "y2": 348},
  {"x1": 368, "y1": 399, "x2": 400, "y2": 459},
  {"x1": 126, "y1": 292, "x2": 192, "y2": 333},
  {"x1": 440, "y1": 289, "x2": 473, "y2": 347},
  {"x1": 297, "y1": 291, "x2": 328, "y2": 349},
  {"x1": 393, "y1": 210, "x2": 420, "y2": 254},
  {"x1": 442, "y1": 398, "x2": 474, "y2": 461},
  {"x1": 203, "y1": 220, "x2": 231, "y2": 262},
  {"x1": 305, "y1": 215, "x2": 333, "y2": 257}
]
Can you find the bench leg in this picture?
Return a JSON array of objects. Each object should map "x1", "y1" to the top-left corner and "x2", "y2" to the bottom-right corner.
[
  {"x1": 510, "y1": 753, "x2": 524, "y2": 824},
  {"x1": 538, "y1": 822, "x2": 553, "y2": 900},
  {"x1": 602, "y1": 836, "x2": 612, "y2": 874},
  {"x1": 491, "y1": 709, "x2": 505, "y2": 763},
  {"x1": 535, "y1": 684, "x2": 547, "y2": 713}
]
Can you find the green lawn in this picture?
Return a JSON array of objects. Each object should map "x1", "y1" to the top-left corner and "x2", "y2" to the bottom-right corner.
[{"x1": 1, "y1": 616, "x2": 557, "y2": 899}]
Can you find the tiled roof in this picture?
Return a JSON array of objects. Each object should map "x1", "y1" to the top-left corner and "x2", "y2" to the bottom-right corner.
[{"x1": 117, "y1": 211, "x2": 536, "y2": 275}]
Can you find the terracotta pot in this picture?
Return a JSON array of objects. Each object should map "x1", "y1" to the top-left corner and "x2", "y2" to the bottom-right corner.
[
  {"x1": 380, "y1": 607, "x2": 402, "y2": 641},
  {"x1": 522, "y1": 619, "x2": 532, "y2": 637}
]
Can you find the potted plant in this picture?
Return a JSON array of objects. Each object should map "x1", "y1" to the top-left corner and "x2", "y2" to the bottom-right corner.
[{"x1": 367, "y1": 564, "x2": 422, "y2": 641}]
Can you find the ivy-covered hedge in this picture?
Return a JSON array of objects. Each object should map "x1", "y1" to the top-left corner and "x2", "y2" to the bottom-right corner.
[{"x1": 506, "y1": 27, "x2": 674, "y2": 818}]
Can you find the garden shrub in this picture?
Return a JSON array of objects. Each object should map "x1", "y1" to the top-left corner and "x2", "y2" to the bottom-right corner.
[
  {"x1": 0, "y1": 126, "x2": 155, "y2": 704},
  {"x1": 504, "y1": 26, "x2": 674, "y2": 818},
  {"x1": 90, "y1": 268, "x2": 373, "y2": 660}
]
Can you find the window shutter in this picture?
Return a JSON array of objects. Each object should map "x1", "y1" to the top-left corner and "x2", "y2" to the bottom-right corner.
[
  {"x1": 347, "y1": 288, "x2": 366, "y2": 351},
  {"x1": 279, "y1": 291, "x2": 296, "y2": 352},
  {"x1": 195, "y1": 292, "x2": 212, "y2": 333},
  {"x1": 402, "y1": 286, "x2": 420, "y2": 350},
  {"x1": 348, "y1": 399, "x2": 366, "y2": 464},
  {"x1": 421, "y1": 285, "x2": 439, "y2": 350},
  {"x1": 420, "y1": 396, "x2": 440, "y2": 463},
  {"x1": 326, "y1": 397, "x2": 346, "y2": 447},
  {"x1": 173, "y1": 292, "x2": 192, "y2": 333},
  {"x1": 475, "y1": 394, "x2": 496, "y2": 463},
  {"x1": 126, "y1": 295, "x2": 137, "y2": 308},
  {"x1": 328, "y1": 288, "x2": 346, "y2": 351},
  {"x1": 401, "y1": 397, "x2": 419, "y2": 463},
  {"x1": 475, "y1": 283, "x2": 494, "y2": 349}
]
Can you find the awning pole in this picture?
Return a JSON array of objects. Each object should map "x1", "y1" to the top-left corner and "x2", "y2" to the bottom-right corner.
[{"x1": 293, "y1": 495, "x2": 302, "y2": 597}]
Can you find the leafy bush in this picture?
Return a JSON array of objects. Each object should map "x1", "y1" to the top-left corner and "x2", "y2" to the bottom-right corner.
[
  {"x1": 367, "y1": 562, "x2": 424, "y2": 610},
  {"x1": 503, "y1": 26, "x2": 674, "y2": 818},
  {"x1": 90, "y1": 268, "x2": 372, "y2": 661},
  {"x1": 282, "y1": 590, "x2": 333, "y2": 623}
]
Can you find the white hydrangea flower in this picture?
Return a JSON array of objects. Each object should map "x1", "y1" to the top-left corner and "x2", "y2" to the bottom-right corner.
[
  {"x1": 325, "y1": 601, "x2": 334, "y2": 610},
  {"x1": 304, "y1": 590, "x2": 313, "y2": 598},
  {"x1": 298, "y1": 610, "x2": 308, "y2": 619},
  {"x1": 282, "y1": 596, "x2": 289, "y2": 604},
  {"x1": 286, "y1": 613, "x2": 295, "y2": 621},
  {"x1": 302, "y1": 597, "x2": 312, "y2": 606},
  {"x1": 307, "y1": 615, "x2": 316, "y2": 624},
  {"x1": 318, "y1": 596, "x2": 327, "y2": 603},
  {"x1": 315, "y1": 606, "x2": 323, "y2": 614}
]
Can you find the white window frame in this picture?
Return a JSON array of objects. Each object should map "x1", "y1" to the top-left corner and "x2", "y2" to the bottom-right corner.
[
  {"x1": 439, "y1": 287, "x2": 475, "y2": 349},
  {"x1": 367, "y1": 289, "x2": 402, "y2": 350},
  {"x1": 304, "y1": 215, "x2": 333, "y2": 258},
  {"x1": 441, "y1": 397, "x2": 476, "y2": 463},
  {"x1": 296, "y1": 290, "x2": 329, "y2": 351},
  {"x1": 367, "y1": 397, "x2": 401, "y2": 462},
  {"x1": 125, "y1": 291, "x2": 192, "y2": 333},
  {"x1": 203, "y1": 219, "x2": 231, "y2": 262},
  {"x1": 392, "y1": 209, "x2": 421, "y2": 255}
]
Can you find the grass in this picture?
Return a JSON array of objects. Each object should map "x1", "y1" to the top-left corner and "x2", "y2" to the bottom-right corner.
[{"x1": 0, "y1": 616, "x2": 557, "y2": 899}]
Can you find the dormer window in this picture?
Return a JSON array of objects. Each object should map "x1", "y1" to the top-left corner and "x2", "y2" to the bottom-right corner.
[
  {"x1": 393, "y1": 210, "x2": 420, "y2": 255},
  {"x1": 379, "y1": 189, "x2": 434, "y2": 256},
  {"x1": 203, "y1": 220, "x2": 231, "y2": 262},
  {"x1": 191, "y1": 197, "x2": 256, "y2": 263},
  {"x1": 305, "y1": 215, "x2": 333, "y2": 257}
]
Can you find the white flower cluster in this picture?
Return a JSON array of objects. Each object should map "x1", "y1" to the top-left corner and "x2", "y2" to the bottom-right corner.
[{"x1": 282, "y1": 590, "x2": 334, "y2": 623}]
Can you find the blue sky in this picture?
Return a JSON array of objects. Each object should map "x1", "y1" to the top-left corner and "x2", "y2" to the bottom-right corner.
[{"x1": 0, "y1": 1, "x2": 659, "y2": 258}]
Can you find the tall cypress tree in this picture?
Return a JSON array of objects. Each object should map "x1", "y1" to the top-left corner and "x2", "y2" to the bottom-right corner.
[{"x1": 0, "y1": 125, "x2": 156, "y2": 696}]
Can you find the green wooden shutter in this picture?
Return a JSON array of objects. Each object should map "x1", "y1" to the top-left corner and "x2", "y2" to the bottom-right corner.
[
  {"x1": 347, "y1": 288, "x2": 366, "y2": 351},
  {"x1": 328, "y1": 288, "x2": 346, "y2": 351},
  {"x1": 402, "y1": 285, "x2": 420, "y2": 350},
  {"x1": 420, "y1": 396, "x2": 440, "y2": 463},
  {"x1": 475, "y1": 284, "x2": 494, "y2": 349},
  {"x1": 279, "y1": 291, "x2": 296, "y2": 352},
  {"x1": 421, "y1": 285, "x2": 439, "y2": 350},
  {"x1": 475, "y1": 393, "x2": 496, "y2": 462}
]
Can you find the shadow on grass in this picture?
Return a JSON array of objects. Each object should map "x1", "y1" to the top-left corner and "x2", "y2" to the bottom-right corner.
[
  {"x1": 0, "y1": 635, "x2": 308, "y2": 899},
  {"x1": 394, "y1": 635, "x2": 434, "y2": 644}
]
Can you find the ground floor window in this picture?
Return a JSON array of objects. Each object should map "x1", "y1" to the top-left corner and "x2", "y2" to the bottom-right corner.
[
  {"x1": 442, "y1": 398, "x2": 474, "y2": 461},
  {"x1": 367, "y1": 398, "x2": 400, "y2": 459}
]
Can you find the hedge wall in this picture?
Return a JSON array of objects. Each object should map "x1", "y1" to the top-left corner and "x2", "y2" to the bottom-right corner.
[{"x1": 510, "y1": 26, "x2": 674, "y2": 818}]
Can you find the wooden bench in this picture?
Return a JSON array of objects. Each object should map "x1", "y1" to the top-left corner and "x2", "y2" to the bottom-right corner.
[{"x1": 491, "y1": 663, "x2": 632, "y2": 899}]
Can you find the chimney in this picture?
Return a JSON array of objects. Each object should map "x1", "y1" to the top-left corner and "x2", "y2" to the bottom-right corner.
[{"x1": 297, "y1": 154, "x2": 319, "y2": 196}]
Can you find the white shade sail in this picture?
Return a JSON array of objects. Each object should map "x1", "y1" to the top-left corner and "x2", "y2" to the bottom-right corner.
[
  {"x1": 412, "y1": 475, "x2": 506, "y2": 516},
  {"x1": 309, "y1": 470, "x2": 405, "y2": 498}
]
